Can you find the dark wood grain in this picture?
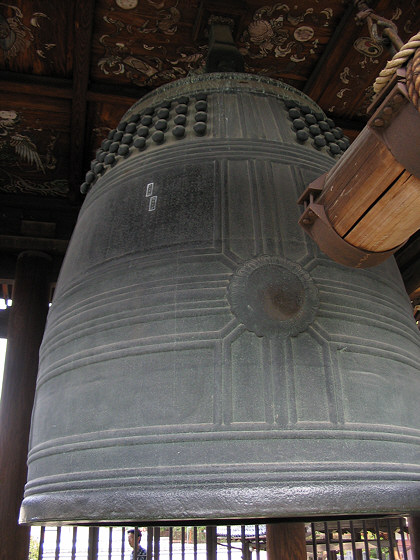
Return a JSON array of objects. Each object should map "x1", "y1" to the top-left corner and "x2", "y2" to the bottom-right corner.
[
  {"x1": 0, "y1": 252, "x2": 52, "y2": 560},
  {"x1": 408, "y1": 517, "x2": 420, "y2": 560},
  {"x1": 69, "y1": 0, "x2": 96, "y2": 201},
  {"x1": 267, "y1": 523, "x2": 307, "y2": 560}
]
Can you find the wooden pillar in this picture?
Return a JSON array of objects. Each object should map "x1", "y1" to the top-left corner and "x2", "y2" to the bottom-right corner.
[
  {"x1": 206, "y1": 526, "x2": 217, "y2": 560},
  {"x1": 87, "y1": 527, "x2": 99, "y2": 560},
  {"x1": 147, "y1": 527, "x2": 154, "y2": 560},
  {"x1": 153, "y1": 526, "x2": 161, "y2": 560},
  {"x1": 0, "y1": 251, "x2": 52, "y2": 560},
  {"x1": 266, "y1": 522, "x2": 307, "y2": 560},
  {"x1": 409, "y1": 517, "x2": 420, "y2": 560}
]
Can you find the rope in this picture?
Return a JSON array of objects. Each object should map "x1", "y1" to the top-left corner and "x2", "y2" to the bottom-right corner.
[
  {"x1": 373, "y1": 31, "x2": 420, "y2": 94},
  {"x1": 406, "y1": 45, "x2": 420, "y2": 112}
]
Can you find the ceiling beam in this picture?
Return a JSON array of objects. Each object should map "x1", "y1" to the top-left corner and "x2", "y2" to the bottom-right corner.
[
  {"x1": 0, "y1": 71, "x2": 73, "y2": 99},
  {"x1": 0, "y1": 235, "x2": 69, "y2": 255},
  {"x1": 303, "y1": 2, "x2": 355, "y2": 100},
  {"x1": 87, "y1": 82, "x2": 149, "y2": 104},
  {"x1": 68, "y1": 0, "x2": 96, "y2": 203},
  {"x1": 0, "y1": 71, "x2": 147, "y2": 104}
]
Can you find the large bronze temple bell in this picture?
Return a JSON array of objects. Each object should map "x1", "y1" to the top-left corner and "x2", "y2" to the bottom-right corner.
[{"x1": 21, "y1": 73, "x2": 420, "y2": 524}]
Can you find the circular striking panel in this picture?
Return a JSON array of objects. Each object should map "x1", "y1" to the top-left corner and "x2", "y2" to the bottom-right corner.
[{"x1": 228, "y1": 255, "x2": 319, "y2": 337}]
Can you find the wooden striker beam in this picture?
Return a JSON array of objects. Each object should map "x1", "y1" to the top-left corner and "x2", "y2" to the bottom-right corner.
[{"x1": 299, "y1": 76, "x2": 420, "y2": 268}]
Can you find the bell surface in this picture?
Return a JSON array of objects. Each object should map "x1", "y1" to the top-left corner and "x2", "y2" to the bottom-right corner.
[{"x1": 21, "y1": 73, "x2": 420, "y2": 525}]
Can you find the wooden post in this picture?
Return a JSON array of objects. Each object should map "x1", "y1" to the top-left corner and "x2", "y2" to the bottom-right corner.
[
  {"x1": 154, "y1": 526, "x2": 161, "y2": 560},
  {"x1": 147, "y1": 526, "x2": 154, "y2": 560},
  {"x1": 266, "y1": 522, "x2": 307, "y2": 560},
  {"x1": 408, "y1": 517, "x2": 420, "y2": 560},
  {"x1": 241, "y1": 526, "x2": 252, "y2": 560},
  {"x1": 87, "y1": 526, "x2": 99, "y2": 560},
  {"x1": 206, "y1": 526, "x2": 217, "y2": 560},
  {"x1": 0, "y1": 251, "x2": 52, "y2": 560}
]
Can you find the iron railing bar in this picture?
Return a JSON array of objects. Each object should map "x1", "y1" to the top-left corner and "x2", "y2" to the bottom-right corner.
[
  {"x1": 134, "y1": 527, "x2": 139, "y2": 560},
  {"x1": 194, "y1": 526, "x2": 198, "y2": 560},
  {"x1": 388, "y1": 519, "x2": 396, "y2": 560},
  {"x1": 362, "y1": 520, "x2": 370, "y2": 560},
  {"x1": 182, "y1": 526, "x2": 186, "y2": 560},
  {"x1": 121, "y1": 527, "x2": 126, "y2": 560},
  {"x1": 154, "y1": 527, "x2": 160, "y2": 560},
  {"x1": 349, "y1": 520, "x2": 357, "y2": 560},
  {"x1": 54, "y1": 526, "x2": 61, "y2": 560},
  {"x1": 147, "y1": 527, "x2": 153, "y2": 560},
  {"x1": 241, "y1": 526, "x2": 248, "y2": 560},
  {"x1": 255, "y1": 524, "x2": 260, "y2": 560},
  {"x1": 71, "y1": 527, "x2": 77, "y2": 560},
  {"x1": 88, "y1": 527, "x2": 100, "y2": 560},
  {"x1": 108, "y1": 527, "x2": 113, "y2": 560},
  {"x1": 399, "y1": 518, "x2": 408, "y2": 560},
  {"x1": 169, "y1": 527, "x2": 173, "y2": 560},
  {"x1": 39, "y1": 526, "x2": 46, "y2": 560},
  {"x1": 227, "y1": 526, "x2": 232, "y2": 560},
  {"x1": 375, "y1": 520, "x2": 383, "y2": 560},
  {"x1": 311, "y1": 522, "x2": 317, "y2": 560},
  {"x1": 324, "y1": 522, "x2": 331, "y2": 560},
  {"x1": 337, "y1": 521, "x2": 345, "y2": 560}
]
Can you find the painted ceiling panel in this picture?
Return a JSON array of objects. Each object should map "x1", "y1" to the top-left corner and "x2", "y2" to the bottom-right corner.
[
  {"x1": 0, "y1": 93, "x2": 70, "y2": 196},
  {"x1": 0, "y1": 0, "x2": 419, "y2": 198},
  {"x1": 0, "y1": 0, "x2": 73, "y2": 77},
  {"x1": 90, "y1": 1, "x2": 348, "y2": 90},
  {"x1": 307, "y1": 0, "x2": 420, "y2": 120}
]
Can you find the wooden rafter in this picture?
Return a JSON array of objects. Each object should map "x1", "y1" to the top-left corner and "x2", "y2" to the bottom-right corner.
[{"x1": 69, "y1": 0, "x2": 96, "y2": 202}]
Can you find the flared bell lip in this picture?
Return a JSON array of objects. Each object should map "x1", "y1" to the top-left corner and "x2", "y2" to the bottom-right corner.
[{"x1": 20, "y1": 481, "x2": 420, "y2": 526}]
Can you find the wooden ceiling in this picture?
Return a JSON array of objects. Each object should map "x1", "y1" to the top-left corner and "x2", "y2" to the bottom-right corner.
[{"x1": 0, "y1": 0, "x2": 419, "y2": 314}]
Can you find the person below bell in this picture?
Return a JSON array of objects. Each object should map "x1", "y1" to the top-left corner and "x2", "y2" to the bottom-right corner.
[{"x1": 127, "y1": 528, "x2": 147, "y2": 560}]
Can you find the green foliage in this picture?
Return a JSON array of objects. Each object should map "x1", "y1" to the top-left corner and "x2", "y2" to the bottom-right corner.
[
  {"x1": 368, "y1": 545, "x2": 392, "y2": 559},
  {"x1": 28, "y1": 536, "x2": 39, "y2": 560}
]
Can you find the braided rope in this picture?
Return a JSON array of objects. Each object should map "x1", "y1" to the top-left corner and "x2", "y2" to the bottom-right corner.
[
  {"x1": 373, "y1": 31, "x2": 420, "y2": 94},
  {"x1": 407, "y1": 46, "x2": 420, "y2": 112}
]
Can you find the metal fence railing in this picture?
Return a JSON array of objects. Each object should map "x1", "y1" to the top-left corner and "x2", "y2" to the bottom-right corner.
[{"x1": 28, "y1": 517, "x2": 411, "y2": 560}]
